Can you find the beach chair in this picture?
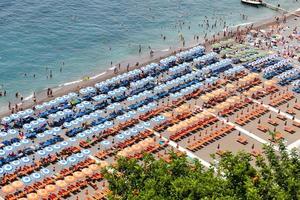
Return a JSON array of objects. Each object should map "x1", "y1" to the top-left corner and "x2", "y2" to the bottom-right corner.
[
  {"x1": 292, "y1": 121, "x2": 300, "y2": 128},
  {"x1": 251, "y1": 150, "x2": 261, "y2": 157},
  {"x1": 237, "y1": 136, "x2": 248, "y2": 145},
  {"x1": 284, "y1": 126, "x2": 295, "y2": 134}
]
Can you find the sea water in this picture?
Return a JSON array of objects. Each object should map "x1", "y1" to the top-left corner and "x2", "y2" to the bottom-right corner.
[{"x1": 0, "y1": 0, "x2": 299, "y2": 107}]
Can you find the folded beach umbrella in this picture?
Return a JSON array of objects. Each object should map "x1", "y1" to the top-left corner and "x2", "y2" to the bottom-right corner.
[
  {"x1": 59, "y1": 160, "x2": 68, "y2": 167},
  {"x1": 77, "y1": 132, "x2": 86, "y2": 139},
  {"x1": 37, "y1": 189, "x2": 48, "y2": 198},
  {"x1": 45, "y1": 184, "x2": 57, "y2": 193},
  {"x1": 68, "y1": 92, "x2": 78, "y2": 99},
  {"x1": 55, "y1": 180, "x2": 68, "y2": 188},
  {"x1": 56, "y1": 111, "x2": 65, "y2": 119},
  {"x1": 12, "y1": 142, "x2": 22, "y2": 152},
  {"x1": 42, "y1": 102, "x2": 52, "y2": 109},
  {"x1": 60, "y1": 141, "x2": 69, "y2": 148},
  {"x1": 115, "y1": 134, "x2": 125, "y2": 143},
  {"x1": 49, "y1": 100, "x2": 58, "y2": 107},
  {"x1": 1, "y1": 185, "x2": 15, "y2": 194},
  {"x1": 104, "y1": 121, "x2": 113, "y2": 128},
  {"x1": 82, "y1": 168, "x2": 93, "y2": 177},
  {"x1": 31, "y1": 172, "x2": 42, "y2": 183},
  {"x1": 63, "y1": 122, "x2": 72, "y2": 129},
  {"x1": 30, "y1": 120, "x2": 39, "y2": 128},
  {"x1": 123, "y1": 130, "x2": 131, "y2": 138},
  {"x1": 67, "y1": 156, "x2": 78, "y2": 165},
  {"x1": 63, "y1": 109, "x2": 74, "y2": 117},
  {"x1": 95, "y1": 82, "x2": 105, "y2": 90},
  {"x1": 12, "y1": 180, "x2": 24, "y2": 190},
  {"x1": 82, "y1": 149, "x2": 91, "y2": 156},
  {"x1": 129, "y1": 128, "x2": 139, "y2": 136},
  {"x1": 21, "y1": 157, "x2": 31, "y2": 166},
  {"x1": 116, "y1": 115, "x2": 126, "y2": 123},
  {"x1": 1, "y1": 116, "x2": 11, "y2": 124},
  {"x1": 52, "y1": 144, "x2": 61, "y2": 153},
  {"x1": 0, "y1": 150, "x2": 5, "y2": 157},
  {"x1": 49, "y1": 113, "x2": 58, "y2": 122},
  {"x1": 135, "y1": 123, "x2": 145, "y2": 132},
  {"x1": 75, "y1": 152, "x2": 85, "y2": 162},
  {"x1": 90, "y1": 126, "x2": 99, "y2": 134},
  {"x1": 129, "y1": 110, "x2": 137, "y2": 118},
  {"x1": 97, "y1": 124, "x2": 106, "y2": 132},
  {"x1": 45, "y1": 146, "x2": 54, "y2": 155},
  {"x1": 55, "y1": 96, "x2": 65, "y2": 104},
  {"x1": 17, "y1": 111, "x2": 27, "y2": 118},
  {"x1": 79, "y1": 88, "x2": 89, "y2": 96},
  {"x1": 101, "y1": 140, "x2": 111, "y2": 150},
  {"x1": 3, "y1": 164, "x2": 14, "y2": 173},
  {"x1": 68, "y1": 137, "x2": 78, "y2": 145},
  {"x1": 22, "y1": 176, "x2": 32, "y2": 186},
  {"x1": 62, "y1": 94, "x2": 70, "y2": 101},
  {"x1": 64, "y1": 175, "x2": 76, "y2": 184},
  {"x1": 71, "y1": 120, "x2": 80, "y2": 128},
  {"x1": 8, "y1": 129, "x2": 18, "y2": 139},
  {"x1": 11, "y1": 113, "x2": 20, "y2": 121},
  {"x1": 52, "y1": 127, "x2": 62, "y2": 135},
  {"x1": 0, "y1": 131, "x2": 7, "y2": 139},
  {"x1": 4, "y1": 146, "x2": 13, "y2": 155}
]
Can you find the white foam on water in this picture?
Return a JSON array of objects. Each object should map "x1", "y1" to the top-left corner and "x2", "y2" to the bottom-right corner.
[
  {"x1": 161, "y1": 48, "x2": 170, "y2": 52},
  {"x1": 60, "y1": 79, "x2": 83, "y2": 87},
  {"x1": 24, "y1": 94, "x2": 33, "y2": 101},
  {"x1": 90, "y1": 72, "x2": 107, "y2": 80},
  {"x1": 230, "y1": 22, "x2": 254, "y2": 28}
]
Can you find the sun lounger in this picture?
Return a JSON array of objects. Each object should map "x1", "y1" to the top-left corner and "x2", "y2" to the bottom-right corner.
[
  {"x1": 284, "y1": 126, "x2": 295, "y2": 134},
  {"x1": 237, "y1": 136, "x2": 248, "y2": 145},
  {"x1": 292, "y1": 121, "x2": 300, "y2": 128}
]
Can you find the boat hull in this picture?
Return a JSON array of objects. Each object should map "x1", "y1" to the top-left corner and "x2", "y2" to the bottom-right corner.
[{"x1": 241, "y1": 0, "x2": 262, "y2": 6}]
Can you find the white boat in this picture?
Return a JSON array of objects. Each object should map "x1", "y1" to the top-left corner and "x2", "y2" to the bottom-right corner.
[{"x1": 241, "y1": 0, "x2": 263, "y2": 6}]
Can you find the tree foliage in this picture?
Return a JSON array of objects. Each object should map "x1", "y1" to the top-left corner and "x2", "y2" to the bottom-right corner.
[{"x1": 103, "y1": 143, "x2": 300, "y2": 200}]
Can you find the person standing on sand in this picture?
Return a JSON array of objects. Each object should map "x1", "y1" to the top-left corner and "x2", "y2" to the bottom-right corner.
[
  {"x1": 47, "y1": 88, "x2": 51, "y2": 97},
  {"x1": 150, "y1": 49, "x2": 154, "y2": 57}
]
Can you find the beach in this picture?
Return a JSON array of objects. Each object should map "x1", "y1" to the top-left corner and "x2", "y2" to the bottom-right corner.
[{"x1": 0, "y1": 3, "x2": 299, "y2": 200}]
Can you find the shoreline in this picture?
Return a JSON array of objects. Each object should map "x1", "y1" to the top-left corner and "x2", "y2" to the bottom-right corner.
[{"x1": 0, "y1": 8, "x2": 299, "y2": 118}]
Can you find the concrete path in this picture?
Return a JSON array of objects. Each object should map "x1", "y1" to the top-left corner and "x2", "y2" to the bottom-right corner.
[
  {"x1": 287, "y1": 139, "x2": 300, "y2": 150},
  {"x1": 148, "y1": 128, "x2": 211, "y2": 168},
  {"x1": 250, "y1": 98, "x2": 300, "y2": 123},
  {"x1": 197, "y1": 106, "x2": 280, "y2": 151}
]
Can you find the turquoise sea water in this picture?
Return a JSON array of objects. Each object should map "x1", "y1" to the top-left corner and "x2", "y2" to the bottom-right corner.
[{"x1": 0, "y1": 0, "x2": 299, "y2": 107}]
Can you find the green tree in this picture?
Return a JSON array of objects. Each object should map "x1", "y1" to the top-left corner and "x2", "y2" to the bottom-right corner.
[{"x1": 103, "y1": 142, "x2": 300, "y2": 200}]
